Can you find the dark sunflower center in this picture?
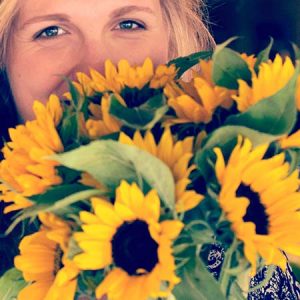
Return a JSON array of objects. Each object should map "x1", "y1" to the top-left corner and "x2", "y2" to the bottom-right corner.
[
  {"x1": 236, "y1": 184, "x2": 269, "y2": 235},
  {"x1": 53, "y1": 245, "x2": 64, "y2": 276},
  {"x1": 121, "y1": 86, "x2": 161, "y2": 108},
  {"x1": 112, "y1": 219, "x2": 159, "y2": 276}
]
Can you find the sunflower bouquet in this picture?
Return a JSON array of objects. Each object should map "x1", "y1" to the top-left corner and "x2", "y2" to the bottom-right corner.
[{"x1": 1, "y1": 39, "x2": 300, "y2": 300}]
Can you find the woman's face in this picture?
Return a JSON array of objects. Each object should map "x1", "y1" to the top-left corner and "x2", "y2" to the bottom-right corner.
[{"x1": 6, "y1": 0, "x2": 169, "y2": 121}]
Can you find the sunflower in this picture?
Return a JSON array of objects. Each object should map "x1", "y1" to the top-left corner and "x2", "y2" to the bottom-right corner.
[
  {"x1": 89, "y1": 58, "x2": 177, "y2": 94},
  {"x1": 14, "y1": 213, "x2": 79, "y2": 300},
  {"x1": 214, "y1": 137, "x2": 300, "y2": 273},
  {"x1": 165, "y1": 59, "x2": 235, "y2": 124},
  {"x1": 119, "y1": 128, "x2": 204, "y2": 212},
  {"x1": 240, "y1": 53, "x2": 257, "y2": 72},
  {"x1": 150, "y1": 63, "x2": 177, "y2": 89},
  {"x1": 278, "y1": 78, "x2": 300, "y2": 149},
  {"x1": 112, "y1": 58, "x2": 154, "y2": 90},
  {"x1": 85, "y1": 94, "x2": 122, "y2": 139},
  {"x1": 90, "y1": 58, "x2": 152, "y2": 93},
  {"x1": 64, "y1": 58, "x2": 153, "y2": 101},
  {"x1": 80, "y1": 59, "x2": 177, "y2": 139},
  {"x1": 232, "y1": 55, "x2": 295, "y2": 112},
  {"x1": 0, "y1": 96, "x2": 64, "y2": 212},
  {"x1": 63, "y1": 71, "x2": 95, "y2": 101},
  {"x1": 73, "y1": 180, "x2": 183, "y2": 300},
  {"x1": 279, "y1": 129, "x2": 300, "y2": 149}
]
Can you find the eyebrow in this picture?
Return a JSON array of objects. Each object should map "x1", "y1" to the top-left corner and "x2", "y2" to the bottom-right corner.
[
  {"x1": 20, "y1": 6, "x2": 156, "y2": 28},
  {"x1": 109, "y1": 5, "x2": 156, "y2": 19},
  {"x1": 21, "y1": 14, "x2": 70, "y2": 28}
]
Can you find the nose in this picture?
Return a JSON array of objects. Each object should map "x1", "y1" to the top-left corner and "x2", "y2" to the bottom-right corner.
[
  {"x1": 68, "y1": 37, "x2": 106, "y2": 80},
  {"x1": 52, "y1": 34, "x2": 110, "y2": 98}
]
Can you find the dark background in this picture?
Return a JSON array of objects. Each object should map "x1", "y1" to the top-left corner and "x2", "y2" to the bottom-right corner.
[{"x1": 206, "y1": 0, "x2": 300, "y2": 56}]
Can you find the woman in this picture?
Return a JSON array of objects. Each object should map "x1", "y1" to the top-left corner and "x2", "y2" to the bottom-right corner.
[
  {"x1": 1, "y1": 0, "x2": 213, "y2": 123},
  {"x1": 0, "y1": 0, "x2": 299, "y2": 299},
  {"x1": 0, "y1": 0, "x2": 213, "y2": 275}
]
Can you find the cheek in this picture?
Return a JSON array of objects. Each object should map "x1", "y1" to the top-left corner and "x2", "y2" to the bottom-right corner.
[
  {"x1": 103, "y1": 33, "x2": 169, "y2": 66},
  {"x1": 13, "y1": 47, "x2": 82, "y2": 97},
  {"x1": 6, "y1": 28, "x2": 170, "y2": 121},
  {"x1": 134, "y1": 38, "x2": 169, "y2": 66},
  {"x1": 6, "y1": 42, "x2": 82, "y2": 120}
]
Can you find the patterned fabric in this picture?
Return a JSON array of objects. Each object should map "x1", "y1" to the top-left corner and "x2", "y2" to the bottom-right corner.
[
  {"x1": 249, "y1": 264, "x2": 300, "y2": 300},
  {"x1": 206, "y1": 244, "x2": 300, "y2": 299}
]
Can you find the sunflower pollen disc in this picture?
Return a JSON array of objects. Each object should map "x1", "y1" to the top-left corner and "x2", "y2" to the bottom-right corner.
[
  {"x1": 236, "y1": 184, "x2": 269, "y2": 235},
  {"x1": 111, "y1": 219, "x2": 159, "y2": 276},
  {"x1": 121, "y1": 86, "x2": 159, "y2": 108},
  {"x1": 53, "y1": 245, "x2": 64, "y2": 276}
]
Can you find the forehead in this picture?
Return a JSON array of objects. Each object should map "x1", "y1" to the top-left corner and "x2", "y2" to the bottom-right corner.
[{"x1": 18, "y1": 0, "x2": 163, "y2": 22}]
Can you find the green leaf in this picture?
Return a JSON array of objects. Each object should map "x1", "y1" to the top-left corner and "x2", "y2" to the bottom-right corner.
[
  {"x1": 195, "y1": 126, "x2": 282, "y2": 183},
  {"x1": 57, "y1": 166, "x2": 81, "y2": 183},
  {"x1": 53, "y1": 140, "x2": 175, "y2": 208},
  {"x1": 285, "y1": 148, "x2": 300, "y2": 174},
  {"x1": 292, "y1": 42, "x2": 300, "y2": 61},
  {"x1": 48, "y1": 188, "x2": 103, "y2": 211},
  {"x1": 225, "y1": 65, "x2": 300, "y2": 135},
  {"x1": 212, "y1": 38, "x2": 252, "y2": 89},
  {"x1": 6, "y1": 189, "x2": 102, "y2": 234},
  {"x1": 214, "y1": 37, "x2": 239, "y2": 55},
  {"x1": 194, "y1": 148, "x2": 219, "y2": 183},
  {"x1": 228, "y1": 282, "x2": 247, "y2": 300},
  {"x1": 60, "y1": 112, "x2": 79, "y2": 148},
  {"x1": 67, "y1": 237, "x2": 83, "y2": 260},
  {"x1": 202, "y1": 125, "x2": 281, "y2": 149},
  {"x1": 254, "y1": 37, "x2": 274, "y2": 73},
  {"x1": 66, "y1": 78, "x2": 81, "y2": 108},
  {"x1": 29, "y1": 184, "x2": 90, "y2": 204},
  {"x1": 196, "y1": 125, "x2": 281, "y2": 169},
  {"x1": 189, "y1": 228, "x2": 215, "y2": 245},
  {"x1": 168, "y1": 50, "x2": 213, "y2": 79},
  {"x1": 109, "y1": 94, "x2": 168, "y2": 130},
  {"x1": 291, "y1": 263, "x2": 300, "y2": 282},
  {"x1": 174, "y1": 255, "x2": 226, "y2": 300},
  {"x1": 0, "y1": 268, "x2": 27, "y2": 300}
]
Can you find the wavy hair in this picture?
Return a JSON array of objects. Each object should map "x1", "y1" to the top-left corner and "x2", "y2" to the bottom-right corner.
[
  {"x1": 161, "y1": 0, "x2": 215, "y2": 59},
  {"x1": 0, "y1": 0, "x2": 19, "y2": 143}
]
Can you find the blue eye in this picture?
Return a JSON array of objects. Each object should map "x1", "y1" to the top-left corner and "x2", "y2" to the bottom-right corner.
[
  {"x1": 35, "y1": 26, "x2": 67, "y2": 39},
  {"x1": 116, "y1": 20, "x2": 145, "y2": 31}
]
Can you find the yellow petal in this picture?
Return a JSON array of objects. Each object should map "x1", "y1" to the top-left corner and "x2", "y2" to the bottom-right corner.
[
  {"x1": 96, "y1": 268, "x2": 129, "y2": 299},
  {"x1": 160, "y1": 220, "x2": 184, "y2": 240},
  {"x1": 143, "y1": 189, "x2": 160, "y2": 222},
  {"x1": 81, "y1": 224, "x2": 116, "y2": 240},
  {"x1": 214, "y1": 148, "x2": 225, "y2": 184},
  {"x1": 55, "y1": 266, "x2": 79, "y2": 286},
  {"x1": 91, "y1": 197, "x2": 123, "y2": 227},
  {"x1": 74, "y1": 251, "x2": 112, "y2": 270},
  {"x1": 18, "y1": 281, "x2": 53, "y2": 300},
  {"x1": 44, "y1": 278, "x2": 77, "y2": 300}
]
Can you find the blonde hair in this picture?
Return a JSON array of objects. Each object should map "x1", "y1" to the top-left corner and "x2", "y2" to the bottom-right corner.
[
  {"x1": 0, "y1": 0, "x2": 215, "y2": 68},
  {"x1": 0, "y1": 0, "x2": 19, "y2": 69},
  {"x1": 161, "y1": 0, "x2": 215, "y2": 59}
]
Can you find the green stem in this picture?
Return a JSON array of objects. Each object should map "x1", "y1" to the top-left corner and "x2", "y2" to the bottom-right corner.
[
  {"x1": 217, "y1": 211, "x2": 227, "y2": 224},
  {"x1": 248, "y1": 265, "x2": 276, "y2": 293},
  {"x1": 76, "y1": 111, "x2": 82, "y2": 144},
  {"x1": 219, "y1": 238, "x2": 238, "y2": 297},
  {"x1": 185, "y1": 220, "x2": 211, "y2": 231}
]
